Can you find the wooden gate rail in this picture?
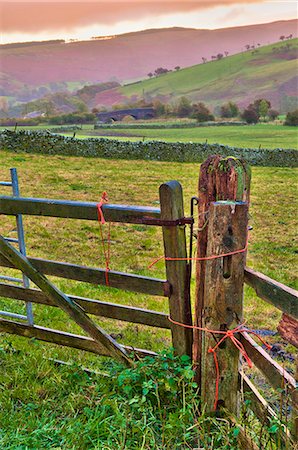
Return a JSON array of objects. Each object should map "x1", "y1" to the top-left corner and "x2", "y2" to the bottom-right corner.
[
  {"x1": 0, "y1": 196, "x2": 161, "y2": 223},
  {"x1": 0, "y1": 283, "x2": 170, "y2": 329},
  {"x1": 0, "y1": 255, "x2": 170, "y2": 297},
  {"x1": 240, "y1": 332, "x2": 296, "y2": 394},
  {"x1": 244, "y1": 267, "x2": 298, "y2": 319},
  {"x1": 0, "y1": 318, "x2": 156, "y2": 358},
  {"x1": 238, "y1": 372, "x2": 291, "y2": 443}
]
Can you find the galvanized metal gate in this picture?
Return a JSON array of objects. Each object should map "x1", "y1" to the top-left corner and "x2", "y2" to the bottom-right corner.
[{"x1": 0, "y1": 168, "x2": 34, "y2": 325}]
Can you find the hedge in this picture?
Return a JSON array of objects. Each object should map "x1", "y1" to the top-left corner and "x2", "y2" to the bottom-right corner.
[{"x1": 0, "y1": 130, "x2": 297, "y2": 167}]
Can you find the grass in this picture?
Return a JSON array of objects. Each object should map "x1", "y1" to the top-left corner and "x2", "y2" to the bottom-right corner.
[
  {"x1": 120, "y1": 39, "x2": 298, "y2": 107},
  {"x1": 2, "y1": 122, "x2": 296, "y2": 150},
  {"x1": 0, "y1": 149, "x2": 297, "y2": 448},
  {"x1": 63, "y1": 123, "x2": 298, "y2": 149}
]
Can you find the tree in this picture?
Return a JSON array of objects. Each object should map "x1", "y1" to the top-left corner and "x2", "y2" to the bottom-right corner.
[
  {"x1": 153, "y1": 100, "x2": 166, "y2": 117},
  {"x1": 220, "y1": 101, "x2": 239, "y2": 118},
  {"x1": 284, "y1": 110, "x2": 298, "y2": 126},
  {"x1": 176, "y1": 96, "x2": 193, "y2": 117},
  {"x1": 202, "y1": 57, "x2": 207, "y2": 64},
  {"x1": 241, "y1": 105, "x2": 259, "y2": 124},
  {"x1": 216, "y1": 53, "x2": 224, "y2": 60},
  {"x1": 280, "y1": 35, "x2": 285, "y2": 41},
  {"x1": 147, "y1": 72, "x2": 153, "y2": 78},
  {"x1": 224, "y1": 51, "x2": 229, "y2": 57},
  {"x1": 258, "y1": 99, "x2": 269, "y2": 120},
  {"x1": 253, "y1": 98, "x2": 271, "y2": 118},
  {"x1": 154, "y1": 67, "x2": 169, "y2": 76},
  {"x1": 174, "y1": 66, "x2": 181, "y2": 71},
  {"x1": 192, "y1": 102, "x2": 214, "y2": 122},
  {"x1": 245, "y1": 44, "x2": 250, "y2": 51}
]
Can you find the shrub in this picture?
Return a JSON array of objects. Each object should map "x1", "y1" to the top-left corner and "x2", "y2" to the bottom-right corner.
[
  {"x1": 268, "y1": 109, "x2": 279, "y2": 121},
  {"x1": 176, "y1": 97, "x2": 193, "y2": 118},
  {"x1": 48, "y1": 112, "x2": 96, "y2": 125},
  {"x1": 284, "y1": 109, "x2": 298, "y2": 126},
  {"x1": 192, "y1": 103, "x2": 215, "y2": 122}
]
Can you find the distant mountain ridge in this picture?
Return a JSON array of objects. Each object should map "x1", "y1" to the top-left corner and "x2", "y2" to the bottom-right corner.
[{"x1": 1, "y1": 19, "x2": 297, "y2": 96}]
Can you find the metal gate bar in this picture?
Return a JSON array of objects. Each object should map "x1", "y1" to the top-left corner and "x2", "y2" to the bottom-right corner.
[{"x1": 0, "y1": 168, "x2": 34, "y2": 325}]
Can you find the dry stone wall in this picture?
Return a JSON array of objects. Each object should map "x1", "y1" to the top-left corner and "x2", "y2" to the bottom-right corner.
[{"x1": 1, "y1": 130, "x2": 297, "y2": 167}]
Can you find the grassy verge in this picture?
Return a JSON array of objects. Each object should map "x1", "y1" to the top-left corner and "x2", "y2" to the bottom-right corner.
[{"x1": 0, "y1": 149, "x2": 297, "y2": 448}]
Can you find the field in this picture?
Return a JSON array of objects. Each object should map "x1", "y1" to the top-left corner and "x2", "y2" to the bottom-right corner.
[
  {"x1": 119, "y1": 39, "x2": 298, "y2": 109},
  {"x1": 2, "y1": 122, "x2": 297, "y2": 150},
  {"x1": 64, "y1": 123, "x2": 298, "y2": 149},
  {"x1": 0, "y1": 149, "x2": 297, "y2": 448}
]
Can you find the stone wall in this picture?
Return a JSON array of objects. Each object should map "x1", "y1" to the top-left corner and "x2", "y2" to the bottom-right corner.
[{"x1": 1, "y1": 130, "x2": 297, "y2": 167}]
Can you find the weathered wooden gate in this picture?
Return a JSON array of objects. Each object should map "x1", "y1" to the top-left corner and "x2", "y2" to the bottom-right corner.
[{"x1": 0, "y1": 179, "x2": 193, "y2": 364}]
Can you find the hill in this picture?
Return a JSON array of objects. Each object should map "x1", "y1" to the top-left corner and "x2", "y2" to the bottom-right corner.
[
  {"x1": 92, "y1": 39, "x2": 297, "y2": 111},
  {"x1": 1, "y1": 19, "x2": 296, "y2": 100}
]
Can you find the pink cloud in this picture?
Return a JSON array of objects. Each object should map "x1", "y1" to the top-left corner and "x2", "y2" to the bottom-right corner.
[{"x1": 1, "y1": 1, "x2": 264, "y2": 33}]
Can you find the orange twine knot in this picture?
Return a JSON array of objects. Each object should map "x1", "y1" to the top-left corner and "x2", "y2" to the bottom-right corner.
[
  {"x1": 97, "y1": 192, "x2": 111, "y2": 286},
  {"x1": 168, "y1": 316, "x2": 272, "y2": 411}
]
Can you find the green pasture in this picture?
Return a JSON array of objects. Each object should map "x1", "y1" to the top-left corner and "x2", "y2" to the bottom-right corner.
[
  {"x1": 0, "y1": 149, "x2": 296, "y2": 448},
  {"x1": 67, "y1": 123, "x2": 298, "y2": 149},
  {"x1": 2, "y1": 122, "x2": 296, "y2": 149}
]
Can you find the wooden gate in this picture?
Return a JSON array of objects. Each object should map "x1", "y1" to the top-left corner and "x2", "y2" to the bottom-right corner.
[{"x1": 0, "y1": 180, "x2": 192, "y2": 362}]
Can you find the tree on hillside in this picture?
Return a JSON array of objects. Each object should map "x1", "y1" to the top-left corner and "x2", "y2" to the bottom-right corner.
[
  {"x1": 279, "y1": 35, "x2": 285, "y2": 41},
  {"x1": 147, "y1": 72, "x2": 153, "y2": 78},
  {"x1": 220, "y1": 101, "x2": 239, "y2": 118},
  {"x1": 192, "y1": 102, "x2": 214, "y2": 122},
  {"x1": 216, "y1": 53, "x2": 224, "y2": 60},
  {"x1": 176, "y1": 96, "x2": 193, "y2": 117},
  {"x1": 154, "y1": 67, "x2": 170, "y2": 76},
  {"x1": 202, "y1": 57, "x2": 207, "y2": 64},
  {"x1": 245, "y1": 44, "x2": 250, "y2": 51},
  {"x1": 224, "y1": 51, "x2": 229, "y2": 57},
  {"x1": 175, "y1": 66, "x2": 181, "y2": 71}
]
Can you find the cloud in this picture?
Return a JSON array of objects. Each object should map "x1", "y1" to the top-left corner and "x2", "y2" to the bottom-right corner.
[{"x1": 1, "y1": 1, "x2": 264, "y2": 33}]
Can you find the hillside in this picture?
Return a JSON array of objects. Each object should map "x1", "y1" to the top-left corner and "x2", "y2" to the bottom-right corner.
[
  {"x1": 1, "y1": 19, "x2": 296, "y2": 100},
  {"x1": 93, "y1": 39, "x2": 297, "y2": 111}
]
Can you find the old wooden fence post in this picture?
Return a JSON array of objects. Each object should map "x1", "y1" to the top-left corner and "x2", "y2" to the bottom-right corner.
[
  {"x1": 159, "y1": 181, "x2": 193, "y2": 357},
  {"x1": 194, "y1": 156, "x2": 251, "y2": 383},
  {"x1": 201, "y1": 200, "x2": 248, "y2": 414}
]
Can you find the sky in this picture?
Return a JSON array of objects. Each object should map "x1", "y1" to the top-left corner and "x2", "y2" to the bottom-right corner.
[{"x1": 1, "y1": 0, "x2": 297, "y2": 44}]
